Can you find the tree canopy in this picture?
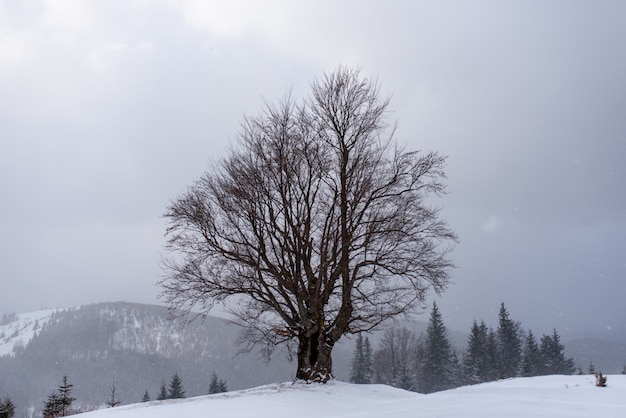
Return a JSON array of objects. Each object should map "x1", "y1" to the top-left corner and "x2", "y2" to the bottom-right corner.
[{"x1": 160, "y1": 67, "x2": 457, "y2": 381}]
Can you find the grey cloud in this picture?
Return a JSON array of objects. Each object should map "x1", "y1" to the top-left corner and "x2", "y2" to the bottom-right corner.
[{"x1": 1, "y1": 1, "x2": 624, "y2": 341}]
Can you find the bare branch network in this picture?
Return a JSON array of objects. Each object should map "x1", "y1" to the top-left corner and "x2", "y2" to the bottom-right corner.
[{"x1": 160, "y1": 67, "x2": 457, "y2": 382}]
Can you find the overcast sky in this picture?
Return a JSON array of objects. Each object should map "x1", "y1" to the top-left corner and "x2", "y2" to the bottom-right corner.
[{"x1": 1, "y1": 0, "x2": 625, "y2": 340}]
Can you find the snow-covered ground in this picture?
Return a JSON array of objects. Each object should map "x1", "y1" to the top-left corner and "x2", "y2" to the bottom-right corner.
[
  {"x1": 0, "y1": 309, "x2": 58, "y2": 357},
  {"x1": 81, "y1": 375, "x2": 625, "y2": 418}
]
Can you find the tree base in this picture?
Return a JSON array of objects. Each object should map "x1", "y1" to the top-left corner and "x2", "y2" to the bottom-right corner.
[{"x1": 296, "y1": 368, "x2": 334, "y2": 383}]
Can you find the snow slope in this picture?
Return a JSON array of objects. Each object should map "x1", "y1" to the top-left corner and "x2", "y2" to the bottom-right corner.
[
  {"x1": 0, "y1": 309, "x2": 58, "y2": 357},
  {"x1": 81, "y1": 375, "x2": 626, "y2": 418}
]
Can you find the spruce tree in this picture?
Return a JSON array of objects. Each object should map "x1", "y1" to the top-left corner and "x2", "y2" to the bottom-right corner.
[
  {"x1": 587, "y1": 360, "x2": 596, "y2": 374},
  {"x1": 208, "y1": 372, "x2": 228, "y2": 394},
  {"x1": 350, "y1": 334, "x2": 366, "y2": 383},
  {"x1": 539, "y1": 329, "x2": 575, "y2": 375},
  {"x1": 157, "y1": 381, "x2": 168, "y2": 400},
  {"x1": 42, "y1": 392, "x2": 61, "y2": 418},
  {"x1": 520, "y1": 330, "x2": 541, "y2": 377},
  {"x1": 218, "y1": 379, "x2": 228, "y2": 393},
  {"x1": 419, "y1": 302, "x2": 455, "y2": 393},
  {"x1": 462, "y1": 320, "x2": 487, "y2": 385},
  {"x1": 448, "y1": 351, "x2": 462, "y2": 388},
  {"x1": 58, "y1": 375, "x2": 75, "y2": 416},
  {"x1": 350, "y1": 334, "x2": 373, "y2": 384},
  {"x1": 497, "y1": 303, "x2": 521, "y2": 378},
  {"x1": 0, "y1": 397, "x2": 15, "y2": 418},
  {"x1": 44, "y1": 375, "x2": 75, "y2": 417},
  {"x1": 209, "y1": 372, "x2": 219, "y2": 394},
  {"x1": 168, "y1": 374, "x2": 185, "y2": 399},
  {"x1": 141, "y1": 391, "x2": 150, "y2": 402},
  {"x1": 362, "y1": 336, "x2": 373, "y2": 384}
]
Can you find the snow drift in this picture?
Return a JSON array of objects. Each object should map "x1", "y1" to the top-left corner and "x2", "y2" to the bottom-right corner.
[{"x1": 81, "y1": 375, "x2": 626, "y2": 418}]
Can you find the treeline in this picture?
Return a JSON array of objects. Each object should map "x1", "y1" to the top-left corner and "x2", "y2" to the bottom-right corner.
[
  {"x1": 150, "y1": 371, "x2": 227, "y2": 402},
  {"x1": 350, "y1": 302, "x2": 577, "y2": 393},
  {"x1": 1, "y1": 371, "x2": 229, "y2": 418}
]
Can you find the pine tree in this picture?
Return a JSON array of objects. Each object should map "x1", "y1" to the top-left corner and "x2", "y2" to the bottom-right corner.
[
  {"x1": 497, "y1": 303, "x2": 521, "y2": 378},
  {"x1": 362, "y1": 336, "x2": 373, "y2": 384},
  {"x1": 157, "y1": 381, "x2": 168, "y2": 400},
  {"x1": 418, "y1": 302, "x2": 455, "y2": 393},
  {"x1": 44, "y1": 376, "x2": 75, "y2": 417},
  {"x1": 208, "y1": 372, "x2": 219, "y2": 394},
  {"x1": 168, "y1": 374, "x2": 185, "y2": 399},
  {"x1": 484, "y1": 326, "x2": 500, "y2": 381},
  {"x1": 539, "y1": 329, "x2": 575, "y2": 375},
  {"x1": 42, "y1": 392, "x2": 61, "y2": 418},
  {"x1": 520, "y1": 330, "x2": 541, "y2": 377},
  {"x1": 208, "y1": 372, "x2": 228, "y2": 394},
  {"x1": 0, "y1": 397, "x2": 15, "y2": 418},
  {"x1": 350, "y1": 333, "x2": 366, "y2": 383},
  {"x1": 449, "y1": 351, "x2": 462, "y2": 388},
  {"x1": 350, "y1": 334, "x2": 373, "y2": 384},
  {"x1": 57, "y1": 375, "x2": 75, "y2": 417},
  {"x1": 141, "y1": 391, "x2": 150, "y2": 402},
  {"x1": 218, "y1": 379, "x2": 228, "y2": 393},
  {"x1": 462, "y1": 320, "x2": 487, "y2": 385},
  {"x1": 587, "y1": 360, "x2": 596, "y2": 374}
]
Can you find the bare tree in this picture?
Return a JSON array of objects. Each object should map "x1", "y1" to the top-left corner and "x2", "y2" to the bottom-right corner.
[
  {"x1": 105, "y1": 383, "x2": 121, "y2": 408},
  {"x1": 374, "y1": 327, "x2": 418, "y2": 390},
  {"x1": 160, "y1": 67, "x2": 457, "y2": 382}
]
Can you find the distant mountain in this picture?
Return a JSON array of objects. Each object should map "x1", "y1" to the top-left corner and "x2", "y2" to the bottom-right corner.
[
  {"x1": 564, "y1": 337, "x2": 626, "y2": 374},
  {"x1": 0, "y1": 302, "x2": 353, "y2": 417}
]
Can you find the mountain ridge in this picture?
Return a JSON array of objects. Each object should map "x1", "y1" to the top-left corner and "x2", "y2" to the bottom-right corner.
[{"x1": 0, "y1": 302, "x2": 312, "y2": 417}]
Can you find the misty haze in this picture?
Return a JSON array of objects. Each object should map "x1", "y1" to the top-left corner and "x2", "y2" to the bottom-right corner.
[{"x1": 1, "y1": 1, "x2": 625, "y2": 418}]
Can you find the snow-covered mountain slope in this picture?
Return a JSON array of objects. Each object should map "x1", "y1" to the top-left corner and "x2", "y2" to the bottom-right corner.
[
  {"x1": 0, "y1": 309, "x2": 58, "y2": 357},
  {"x1": 0, "y1": 302, "x2": 347, "y2": 417},
  {"x1": 80, "y1": 375, "x2": 626, "y2": 418}
]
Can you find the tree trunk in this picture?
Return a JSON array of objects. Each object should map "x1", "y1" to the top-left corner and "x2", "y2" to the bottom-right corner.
[{"x1": 295, "y1": 331, "x2": 334, "y2": 382}]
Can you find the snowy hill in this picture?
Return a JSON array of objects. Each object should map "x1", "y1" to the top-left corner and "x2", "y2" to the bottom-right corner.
[
  {"x1": 0, "y1": 302, "x2": 352, "y2": 416},
  {"x1": 80, "y1": 375, "x2": 626, "y2": 418},
  {"x1": 0, "y1": 309, "x2": 58, "y2": 357},
  {"x1": 2, "y1": 302, "x2": 625, "y2": 417}
]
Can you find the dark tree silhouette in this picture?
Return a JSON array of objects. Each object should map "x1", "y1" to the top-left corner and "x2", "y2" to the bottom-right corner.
[
  {"x1": 418, "y1": 302, "x2": 455, "y2": 393},
  {"x1": 462, "y1": 319, "x2": 500, "y2": 384},
  {"x1": 160, "y1": 67, "x2": 457, "y2": 382},
  {"x1": 208, "y1": 372, "x2": 227, "y2": 394},
  {"x1": 350, "y1": 333, "x2": 373, "y2": 384},
  {"x1": 0, "y1": 397, "x2": 15, "y2": 418},
  {"x1": 539, "y1": 329, "x2": 575, "y2": 375},
  {"x1": 57, "y1": 375, "x2": 75, "y2": 417},
  {"x1": 42, "y1": 392, "x2": 61, "y2": 418},
  {"x1": 156, "y1": 381, "x2": 168, "y2": 401},
  {"x1": 497, "y1": 303, "x2": 521, "y2": 378},
  {"x1": 520, "y1": 330, "x2": 541, "y2": 377},
  {"x1": 44, "y1": 375, "x2": 75, "y2": 418},
  {"x1": 168, "y1": 374, "x2": 185, "y2": 399}
]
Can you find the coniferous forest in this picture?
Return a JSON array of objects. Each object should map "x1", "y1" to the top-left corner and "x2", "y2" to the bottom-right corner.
[{"x1": 351, "y1": 302, "x2": 577, "y2": 393}]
